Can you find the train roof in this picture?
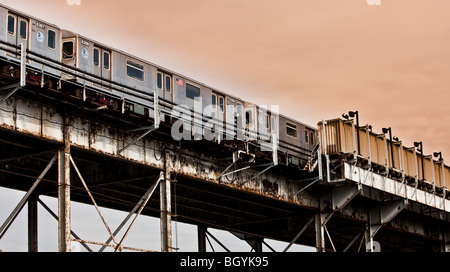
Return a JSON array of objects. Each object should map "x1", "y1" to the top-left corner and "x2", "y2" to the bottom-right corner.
[{"x1": 0, "y1": 3, "x2": 60, "y2": 30}]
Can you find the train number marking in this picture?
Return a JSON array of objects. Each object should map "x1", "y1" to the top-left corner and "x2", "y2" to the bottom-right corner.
[{"x1": 35, "y1": 22, "x2": 46, "y2": 29}]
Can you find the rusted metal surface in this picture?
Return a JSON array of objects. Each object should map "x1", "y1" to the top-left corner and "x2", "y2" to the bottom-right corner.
[
  {"x1": 4, "y1": 94, "x2": 450, "y2": 220},
  {"x1": 1, "y1": 92, "x2": 450, "y2": 251},
  {"x1": 344, "y1": 162, "x2": 450, "y2": 213},
  {"x1": 0, "y1": 94, "x2": 319, "y2": 210}
]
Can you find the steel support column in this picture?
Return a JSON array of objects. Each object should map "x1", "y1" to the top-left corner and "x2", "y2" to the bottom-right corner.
[
  {"x1": 443, "y1": 228, "x2": 450, "y2": 252},
  {"x1": 58, "y1": 115, "x2": 71, "y2": 252},
  {"x1": 315, "y1": 212, "x2": 327, "y2": 252},
  {"x1": 251, "y1": 238, "x2": 263, "y2": 252},
  {"x1": 27, "y1": 194, "x2": 38, "y2": 252},
  {"x1": 198, "y1": 225, "x2": 207, "y2": 252},
  {"x1": 160, "y1": 156, "x2": 172, "y2": 252}
]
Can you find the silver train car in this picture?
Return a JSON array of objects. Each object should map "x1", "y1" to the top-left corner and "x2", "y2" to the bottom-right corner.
[
  {"x1": 0, "y1": 5, "x2": 61, "y2": 77},
  {"x1": 0, "y1": 4, "x2": 317, "y2": 169}
]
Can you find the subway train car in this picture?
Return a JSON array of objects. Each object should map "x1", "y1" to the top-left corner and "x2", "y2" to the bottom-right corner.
[
  {"x1": 0, "y1": 5, "x2": 61, "y2": 79},
  {"x1": 278, "y1": 114, "x2": 317, "y2": 167},
  {"x1": 0, "y1": 3, "x2": 317, "y2": 170}
]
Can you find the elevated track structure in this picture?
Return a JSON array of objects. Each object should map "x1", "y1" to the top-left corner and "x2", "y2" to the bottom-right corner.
[{"x1": 0, "y1": 40, "x2": 449, "y2": 253}]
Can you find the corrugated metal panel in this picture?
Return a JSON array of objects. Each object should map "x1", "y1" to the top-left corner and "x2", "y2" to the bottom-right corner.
[
  {"x1": 318, "y1": 119, "x2": 355, "y2": 155},
  {"x1": 434, "y1": 162, "x2": 444, "y2": 188},
  {"x1": 423, "y1": 156, "x2": 434, "y2": 185},
  {"x1": 375, "y1": 135, "x2": 388, "y2": 168},
  {"x1": 403, "y1": 148, "x2": 418, "y2": 180},
  {"x1": 444, "y1": 165, "x2": 450, "y2": 189},
  {"x1": 359, "y1": 128, "x2": 370, "y2": 160}
]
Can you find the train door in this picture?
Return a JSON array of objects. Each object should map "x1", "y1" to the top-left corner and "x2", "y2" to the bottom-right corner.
[
  {"x1": 211, "y1": 93, "x2": 225, "y2": 123},
  {"x1": 217, "y1": 94, "x2": 225, "y2": 139},
  {"x1": 245, "y1": 104, "x2": 257, "y2": 140},
  {"x1": 6, "y1": 13, "x2": 29, "y2": 57},
  {"x1": 226, "y1": 97, "x2": 236, "y2": 139},
  {"x1": 236, "y1": 101, "x2": 244, "y2": 140},
  {"x1": 93, "y1": 46, "x2": 111, "y2": 87},
  {"x1": 156, "y1": 71, "x2": 173, "y2": 122},
  {"x1": 270, "y1": 113, "x2": 278, "y2": 140},
  {"x1": 156, "y1": 71, "x2": 173, "y2": 102},
  {"x1": 305, "y1": 128, "x2": 316, "y2": 150},
  {"x1": 211, "y1": 92, "x2": 225, "y2": 139},
  {"x1": 257, "y1": 108, "x2": 271, "y2": 139}
]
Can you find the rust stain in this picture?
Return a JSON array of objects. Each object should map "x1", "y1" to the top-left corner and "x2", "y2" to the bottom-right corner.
[{"x1": 262, "y1": 179, "x2": 278, "y2": 197}]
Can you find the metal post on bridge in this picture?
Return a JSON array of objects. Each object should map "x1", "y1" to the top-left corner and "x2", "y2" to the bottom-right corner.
[
  {"x1": 160, "y1": 149, "x2": 172, "y2": 252},
  {"x1": 58, "y1": 114, "x2": 71, "y2": 252}
]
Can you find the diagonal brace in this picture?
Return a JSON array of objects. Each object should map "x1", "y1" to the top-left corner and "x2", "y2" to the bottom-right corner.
[
  {"x1": 70, "y1": 155, "x2": 119, "y2": 248},
  {"x1": 290, "y1": 177, "x2": 321, "y2": 198},
  {"x1": 118, "y1": 126, "x2": 158, "y2": 154},
  {"x1": 0, "y1": 84, "x2": 21, "y2": 104},
  {"x1": 38, "y1": 198, "x2": 93, "y2": 252},
  {"x1": 239, "y1": 162, "x2": 274, "y2": 186},
  {"x1": 0, "y1": 153, "x2": 57, "y2": 238},
  {"x1": 98, "y1": 171, "x2": 163, "y2": 252},
  {"x1": 283, "y1": 216, "x2": 314, "y2": 252}
]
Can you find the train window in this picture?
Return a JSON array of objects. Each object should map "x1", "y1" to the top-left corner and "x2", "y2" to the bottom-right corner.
[
  {"x1": 126, "y1": 60, "x2": 144, "y2": 81},
  {"x1": 93, "y1": 48, "x2": 100, "y2": 66},
  {"x1": 165, "y1": 75, "x2": 172, "y2": 92},
  {"x1": 186, "y1": 83, "x2": 200, "y2": 100},
  {"x1": 245, "y1": 110, "x2": 252, "y2": 125},
  {"x1": 219, "y1": 96, "x2": 224, "y2": 112},
  {"x1": 157, "y1": 72, "x2": 163, "y2": 90},
  {"x1": 265, "y1": 115, "x2": 270, "y2": 129},
  {"x1": 310, "y1": 131, "x2": 315, "y2": 145},
  {"x1": 19, "y1": 20, "x2": 27, "y2": 40},
  {"x1": 271, "y1": 116, "x2": 277, "y2": 132},
  {"x1": 62, "y1": 41, "x2": 74, "y2": 60},
  {"x1": 305, "y1": 130, "x2": 309, "y2": 144},
  {"x1": 48, "y1": 30, "x2": 56, "y2": 49},
  {"x1": 7, "y1": 15, "x2": 15, "y2": 35},
  {"x1": 286, "y1": 122, "x2": 297, "y2": 138},
  {"x1": 103, "y1": 51, "x2": 110, "y2": 70},
  {"x1": 211, "y1": 94, "x2": 217, "y2": 109}
]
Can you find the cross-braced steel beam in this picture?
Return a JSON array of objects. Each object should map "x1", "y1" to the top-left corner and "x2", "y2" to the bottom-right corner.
[{"x1": 0, "y1": 153, "x2": 57, "y2": 240}]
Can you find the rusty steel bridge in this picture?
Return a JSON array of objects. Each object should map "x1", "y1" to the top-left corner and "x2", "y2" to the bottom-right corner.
[{"x1": 0, "y1": 44, "x2": 449, "y2": 253}]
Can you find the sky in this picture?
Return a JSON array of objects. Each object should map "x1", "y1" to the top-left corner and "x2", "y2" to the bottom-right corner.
[{"x1": 0, "y1": 0, "x2": 450, "y2": 251}]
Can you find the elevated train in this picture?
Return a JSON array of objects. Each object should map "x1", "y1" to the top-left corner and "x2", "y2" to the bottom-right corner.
[
  {"x1": 0, "y1": 4, "x2": 317, "y2": 170},
  {"x1": 0, "y1": 4, "x2": 448, "y2": 196}
]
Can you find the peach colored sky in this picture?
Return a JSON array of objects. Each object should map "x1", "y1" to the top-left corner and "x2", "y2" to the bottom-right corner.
[{"x1": 3, "y1": 0, "x2": 450, "y2": 161}]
